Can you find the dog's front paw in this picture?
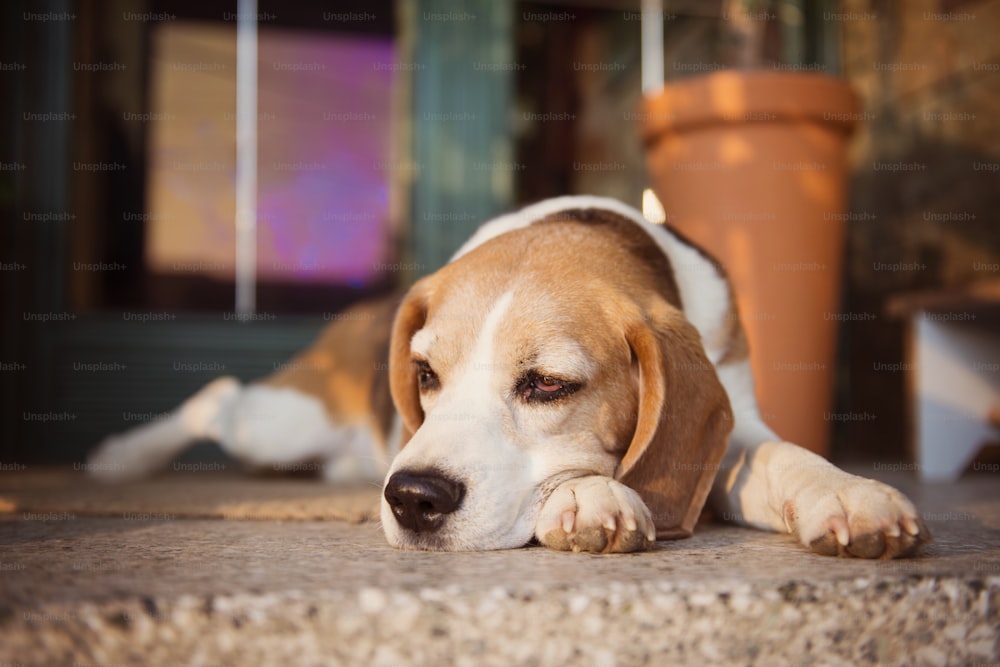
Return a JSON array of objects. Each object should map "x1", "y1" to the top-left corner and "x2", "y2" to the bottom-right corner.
[
  {"x1": 783, "y1": 473, "x2": 931, "y2": 559},
  {"x1": 535, "y1": 476, "x2": 656, "y2": 553}
]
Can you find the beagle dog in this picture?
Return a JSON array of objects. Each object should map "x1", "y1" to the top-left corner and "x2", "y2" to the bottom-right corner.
[{"x1": 89, "y1": 196, "x2": 930, "y2": 558}]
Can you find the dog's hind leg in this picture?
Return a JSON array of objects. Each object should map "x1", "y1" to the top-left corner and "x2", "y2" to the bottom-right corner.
[{"x1": 86, "y1": 376, "x2": 242, "y2": 481}]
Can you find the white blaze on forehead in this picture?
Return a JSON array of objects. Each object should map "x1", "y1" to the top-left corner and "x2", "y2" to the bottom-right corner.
[{"x1": 462, "y1": 290, "x2": 514, "y2": 387}]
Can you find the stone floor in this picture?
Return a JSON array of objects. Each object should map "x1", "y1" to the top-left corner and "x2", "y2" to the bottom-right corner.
[{"x1": 1, "y1": 468, "x2": 998, "y2": 666}]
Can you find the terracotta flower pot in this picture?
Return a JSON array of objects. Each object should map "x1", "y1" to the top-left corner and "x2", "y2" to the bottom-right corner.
[{"x1": 641, "y1": 71, "x2": 860, "y2": 456}]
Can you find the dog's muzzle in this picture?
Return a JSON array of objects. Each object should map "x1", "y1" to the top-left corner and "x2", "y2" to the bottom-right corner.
[{"x1": 383, "y1": 469, "x2": 466, "y2": 533}]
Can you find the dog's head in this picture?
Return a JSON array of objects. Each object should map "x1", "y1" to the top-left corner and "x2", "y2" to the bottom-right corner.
[{"x1": 380, "y1": 209, "x2": 732, "y2": 550}]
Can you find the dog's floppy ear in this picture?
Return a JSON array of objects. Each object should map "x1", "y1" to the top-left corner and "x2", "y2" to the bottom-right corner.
[
  {"x1": 388, "y1": 280, "x2": 430, "y2": 446},
  {"x1": 616, "y1": 308, "x2": 733, "y2": 539}
]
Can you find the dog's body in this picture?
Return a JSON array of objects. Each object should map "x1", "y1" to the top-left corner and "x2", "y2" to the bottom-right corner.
[{"x1": 89, "y1": 196, "x2": 929, "y2": 557}]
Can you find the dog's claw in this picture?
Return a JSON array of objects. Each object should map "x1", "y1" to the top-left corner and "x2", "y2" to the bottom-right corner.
[
  {"x1": 788, "y1": 475, "x2": 932, "y2": 559},
  {"x1": 535, "y1": 476, "x2": 655, "y2": 554}
]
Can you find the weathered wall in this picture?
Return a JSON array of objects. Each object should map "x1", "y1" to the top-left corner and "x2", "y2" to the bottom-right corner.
[{"x1": 835, "y1": 0, "x2": 1000, "y2": 460}]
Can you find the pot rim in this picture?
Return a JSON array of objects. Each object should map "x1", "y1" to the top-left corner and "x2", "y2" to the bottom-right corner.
[{"x1": 640, "y1": 70, "x2": 861, "y2": 140}]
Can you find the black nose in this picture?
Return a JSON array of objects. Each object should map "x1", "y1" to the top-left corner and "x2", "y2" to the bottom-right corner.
[{"x1": 384, "y1": 470, "x2": 466, "y2": 533}]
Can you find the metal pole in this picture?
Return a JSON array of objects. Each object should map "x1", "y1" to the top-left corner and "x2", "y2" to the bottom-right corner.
[
  {"x1": 235, "y1": 0, "x2": 258, "y2": 314},
  {"x1": 641, "y1": 0, "x2": 664, "y2": 95},
  {"x1": 640, "y1": 0, "x2": 666, "y2": 222}
]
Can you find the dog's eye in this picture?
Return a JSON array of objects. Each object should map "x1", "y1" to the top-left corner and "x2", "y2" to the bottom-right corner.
[
  {"x1": 534, "y1": 376, "x2": 563, "y2": 393},
  {"x1": 413, "y1": 360, "x2": 440, "y2": 391},
  {"x1": 517, "y1": 373, "x2": 581, "y2": 404}
]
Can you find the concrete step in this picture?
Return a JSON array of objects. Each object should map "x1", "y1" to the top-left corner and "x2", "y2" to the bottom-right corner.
[{"x1": 1, "y1": 471, "x2": 998, "y2": 666}]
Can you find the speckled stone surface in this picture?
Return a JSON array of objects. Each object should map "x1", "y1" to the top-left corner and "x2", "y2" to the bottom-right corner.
[{"x1": 1, "y1": 470, "x2": 998, "y2": 666}]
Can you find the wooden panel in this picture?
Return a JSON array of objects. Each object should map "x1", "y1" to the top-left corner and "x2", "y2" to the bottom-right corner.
[{"x1": 405, "y1": 0, "x2": 516, "y2": 274}]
